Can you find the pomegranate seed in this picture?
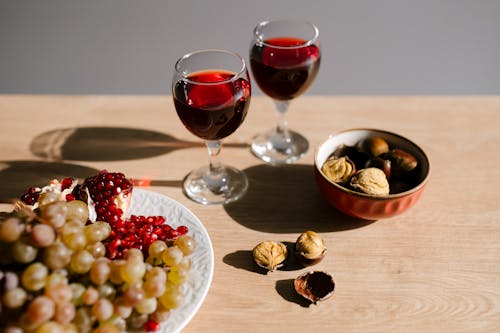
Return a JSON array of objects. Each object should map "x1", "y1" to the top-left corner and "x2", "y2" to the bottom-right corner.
[
  {"x1": 65, "y1": 193, "x2": 76, "y2": 201},
  {"x1": 144, "y1": 320, "x2": 160, "y2": 332},
  {"x1": 176, "y1": 225, "x2": 188, "y2": 235},
  {"x1": 61, "y1": 178, "x2": 74, "y2": 190}
]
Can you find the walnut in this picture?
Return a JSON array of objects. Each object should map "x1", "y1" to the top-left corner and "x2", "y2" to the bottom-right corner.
[
  {"x1": 321, "y1": 156, "x2": 356, "y2": 183},
  {"x1": 350, "y1": 167, "x2": 390, "y2": 195}
]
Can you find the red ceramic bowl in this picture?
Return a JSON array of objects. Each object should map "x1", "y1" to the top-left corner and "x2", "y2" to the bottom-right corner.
[{"x1": 314, "y1": 129, "x2": 430, "y2": 220}]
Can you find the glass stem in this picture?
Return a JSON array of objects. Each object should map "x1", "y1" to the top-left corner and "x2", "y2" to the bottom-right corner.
[
  {"x1": 275, "y1": 100, "x2": 291, "y2": 142},
  {"x1": 204, "y1": 140, "x2": 228, "y2": 192}
]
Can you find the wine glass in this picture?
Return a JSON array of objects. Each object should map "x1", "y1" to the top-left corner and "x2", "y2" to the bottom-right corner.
[
  {"x1": 249, "y1": 19, "x2": 321, "y2": 164},
  {"x1": 172, "y1": 49, "x2": 251, "y2": 204}
]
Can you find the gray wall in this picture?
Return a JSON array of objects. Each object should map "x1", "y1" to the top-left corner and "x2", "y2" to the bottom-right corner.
[{"x1": 1, "y1": 0, "x2": 499, "y2": 95}]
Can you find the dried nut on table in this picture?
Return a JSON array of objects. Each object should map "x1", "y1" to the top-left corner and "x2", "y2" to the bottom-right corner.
[
  {"x1": 350, "y1": 167, "x2": 390, "y2": 195},
  {"x1": 294, "y1": 271, "x2": 335, "y2": 304},
  {"x1": 321, "y1": 156, "x2": 356, "y2": 183},
  {"x1": 252, "y1": 241, "x2": 288, "y2": 272},
  {"x1": 295, "y1": 231, "x2": 326, "y2": 266}
]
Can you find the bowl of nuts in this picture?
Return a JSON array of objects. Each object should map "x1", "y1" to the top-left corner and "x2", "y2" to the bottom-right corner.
[{"x1": 314, "y1": 128, "x2": 430, "y2": 220}]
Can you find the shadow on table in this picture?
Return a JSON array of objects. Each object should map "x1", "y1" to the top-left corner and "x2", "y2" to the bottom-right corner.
[
  {"x1": 275, "y1": 279, "x2": 311, "y2": 307},
  {"x1": 30, "y1": 126, "x2": 248, "y2": 162},
  {"x1": 224, "y1": 164, "x2": 374, "y2": 233},
  {"x1": 0, "y1": 160, "x2": 99, "y2": 203}
]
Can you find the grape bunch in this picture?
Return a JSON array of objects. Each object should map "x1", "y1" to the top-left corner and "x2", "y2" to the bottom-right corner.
[{"x1": 0, "y1": 183, "x2": 196, "y2": 332}]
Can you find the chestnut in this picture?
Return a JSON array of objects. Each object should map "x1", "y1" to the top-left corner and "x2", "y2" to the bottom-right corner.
[
  {"x1": 356, "y1": 136, "x2": 389, "y2": 157},
  {"x1": 332, "y1": 145, "x2": 369, "y2": 170},
  {"x1": 294, "y1": 271, "x2": 335, "y2": 304},
  {"x1": 365, "y1": 157, "x2": 391, "y2": 180},
  {"x1": 383, "y1": 149, "x2": 418, "y2": 179}
]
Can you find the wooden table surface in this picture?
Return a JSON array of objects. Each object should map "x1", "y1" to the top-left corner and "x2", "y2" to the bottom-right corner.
[{"x1": 0, "y1": 95, "x2": 499, "y2": 332}]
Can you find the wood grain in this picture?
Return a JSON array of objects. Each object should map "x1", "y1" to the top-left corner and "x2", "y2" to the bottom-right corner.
[{"x1": 0, "y1": 95, "x2": 499, "y2": 332}]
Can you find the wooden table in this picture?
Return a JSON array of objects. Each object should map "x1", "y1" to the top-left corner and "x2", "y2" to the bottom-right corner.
[{"x1": 0, "y1": 95, "x2": 499, "y2": 332}]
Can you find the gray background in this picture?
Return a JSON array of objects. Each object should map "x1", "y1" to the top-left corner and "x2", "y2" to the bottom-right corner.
[{"x1": 1, "y1": 0, "x2": 499, "y2": 95}]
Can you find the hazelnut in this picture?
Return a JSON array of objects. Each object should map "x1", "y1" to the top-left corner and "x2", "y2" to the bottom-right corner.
[
  {"x1": 384, "y1": 149, "x2": 418, "y2": 179},
  {"x1": 294, "y1": 271, "x2": 335, "y2": 304},
  {"x1": 357, "y1": 136, "x2": 389, "y2": 157},
  {"x1": 252, "y1": 241, "x2": 287, "y2": 272},
  {"x1": 365, "y1": 157, "x2": 391, "y2": 180},
  {"x1": 321, "y1": 156, "x2": 356, "y2": 184},
  {"x1": 295, "y1": 231, "x2": 326, "y2": 266},
  {"x1": 350, "y1": 168, "x2": 390, "y2": 195}
]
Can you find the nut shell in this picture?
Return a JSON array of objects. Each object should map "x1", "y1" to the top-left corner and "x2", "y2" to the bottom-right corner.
[
  {"x1": 252, "y1": 241, "x2": 288, "y2": 272},
  {"x1": 294, "y1": 271, "x2": 335, "y2": 304}
]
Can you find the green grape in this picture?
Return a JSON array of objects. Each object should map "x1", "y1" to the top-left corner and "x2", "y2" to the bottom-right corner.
[
  {"x1": 159, "y1": 284, "x2": 184, "y2": 310},
  {"x1": 124, "y1": 248, "x2": 143, "y2": 261},
  {"x1": 38, "y1": 192, "x2": 59, "y2": 207},
  {"x1": 70, "y1": 250, "x2": 94, "y2": 274},
  {"x1": 35, "y1": 321, "x2": 64, "y2": 333},
  {"x1": 45, "y1": 282, "x2": 72, "y2": 304},
  {"x1": 109, "y1": 259, "x2": 126, "y2": 285},
  {"x1": 167, "y1": 266, "x2": 189, "y2": 285},
  {"x1": 97, "y1": 283, "x2": 116, "y2": 300},
  {"x1": 150, "y1": 306, "x2": 171, "y2": 324},
  {"x1": 113, "y1": 297, "x2": 133, "y2": 319},
  {"x1": 93, "y1": 323, "x2": 122, "y2": 333},
  {"x1": 173, "y1": 235, "x2": 196, "y2": 255},
  {"x1": 146, "y1": 266, "x2": 167, "y2": 282},
  {"x1": 12, "y1": 239, "x2": 38, "y2": 263},
  {"x1": 89, "y1": 258, "x2": 111, "y2": 285},
  {"x1": 54, "y1": 301, "x2": 76, "y2": 324},
  {"x1": 82, "y1": 286, "x2": 99, "y2": 305},
  {"x1": 176, "y1": 256, "x2": 192, "y2": 271},
  {"x1": 44, "y1": 242, "x2": 72, "y2": 270},
  {"x1": 30, "y1": 223, "x2": 56, "y2": 247},
  {"x1": 46, "y1": 271, "x2": 69, "y2": 287},
  {"x1": 143, "y1": 277, "x2": 166, "y2": 298},
  {"x1": 0, "y1": 217, "x2": 24, "y2": 242},
  {"x1": 84, "y1": 222, "x2": 111, "y2": 243},
  {"x1": 91, "y1": 298, "x2": 114, "y2": 321},
  {"x1": 161, "y1": 246, "x2": 183, "y2": 267},
  {"x1": 62, "y1": 231, "x2": 87, "y2": 251},
  {"x1": 72, "y1": 307, "x2": 93, "y2": 333},
  {"x1": 86, "y1": 241, "x2": 106, "y2": 258},
  {"x1": 69, "y1": 283, "x2": 86, "y2": 306},
  {"x1": 26, "y1": 295, "x2": 55, "y2": 326},
  {"x1": 120, "y1": 258, "x2": 146, "y2": 284},
  {"x1": 135, "y1": 297, "x2": 157, "y2": 314},
  {"x1": 40, "y1": 201, "x2": 67, "y2": 228},
  {"x1": 65, "y1": 200, "x2": 89, "y2": 224},
  {"x1": 148, "y1": 240, "x2": 168, "y2": 259},
  {"x1": 2, "y1": 287, "x2": 27, "y2": 308},
  {"x1": 22, "y1": 262, "x2": 48, "y2": 291},
  {"x1": 123, "y1": 285, "x2": 145, "y2": 307}
]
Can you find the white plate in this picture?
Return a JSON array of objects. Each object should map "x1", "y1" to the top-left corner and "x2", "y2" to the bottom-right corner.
[{"x1": 128, "y1": 189, "x2": 214, "y2": 333}]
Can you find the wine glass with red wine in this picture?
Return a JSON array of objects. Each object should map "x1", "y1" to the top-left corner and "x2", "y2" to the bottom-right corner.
[
  {"x1": 249, "y1": 19, "x2": 321, "y2": 164},
  {"x1": 172, "y1": 49, "x2": 251, "y2": 204}
]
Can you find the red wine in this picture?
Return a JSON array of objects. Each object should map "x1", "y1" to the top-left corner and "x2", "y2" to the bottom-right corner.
[
  {"x1": 173, "y1": 70, "x2": 251, "y2": 140},
  {"x1": 250, "y1": 37, "x2": 320, "y2": 100}
]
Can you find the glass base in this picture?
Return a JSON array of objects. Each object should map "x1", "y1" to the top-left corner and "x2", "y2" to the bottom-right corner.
[
  {"x1": 182, "y1": 164, "x2": 248, "y2": 205},
  {"x1": 251, "y1": 129, "x2": 309, "y2": 164}
]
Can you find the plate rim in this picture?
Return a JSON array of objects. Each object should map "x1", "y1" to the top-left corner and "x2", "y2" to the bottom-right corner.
[{"x1": 130, "y1": 188, "x2": 214, "y2": 333}]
